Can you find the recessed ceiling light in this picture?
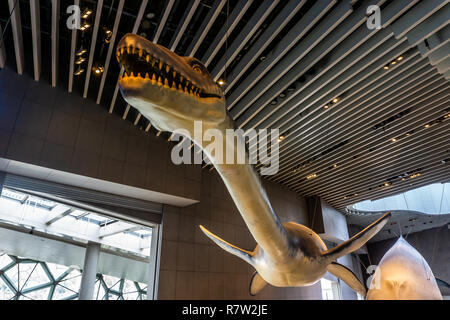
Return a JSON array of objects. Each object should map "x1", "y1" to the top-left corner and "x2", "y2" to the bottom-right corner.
[
  {"x1": 75, "y1": 57, "x2": 86, "y2": 64},
  {"x1": 81, "y1": 9, "x2": 93, "y2": 19},
  {"x1": 391, "y1": 61, "x2": 397, "y2": 65},
  {"x1": 323, "y1": 105, "x2": 329, "y2": 109},
  {"x1": 306, "y1": 173, "x2": 317, "y2": 180},
  {"x1": 397, "y1": 56, "x2": 404, "y2": 61},
  {"x1": 76, "y1": 48, "x2": 87, "y2": 56},
  {"x1": 74, "y1": 67, "x2": 85, "y2": 76},
  {"x1": 332, "y1": 98, "x2": 339, "y2": 103},
  {"x1": 391, "y1": 138, "x2": 397, "y2": 142},
  {"x1": 217, "y1": 79, "x2": 225, "y2": 86},
  {"x1": 383, "y1": 65, "x2": 389, "y2": 70},
  {"x1": 92, "y1": 65, "x2": 104, "y2": 75}
]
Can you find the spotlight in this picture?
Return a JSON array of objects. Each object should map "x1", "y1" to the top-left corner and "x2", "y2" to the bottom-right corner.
[
  {"x1": 391, "y1": 138, "x2": 397, "y2": 142},
  {"x1": 391, "y1": 60, "x2": 397, "y2": 65},
  {"x1": 323, "y1": 105, "x2": 329, "y2": 109},
  {"x1": 384, "y1": 65, "x2": 389, "y2": 70},
  {"x1": 74, "y1": 67, "x2": 85, "y2": 76},
  {"x1": 397, "y1": 56, "x2": 404, "y2": 61},
  {"x1": 80, "y1": 22, "x2": 91, "y2": 31},
  {"x1": 384, "y1": 182, "x2": 391, "y2": 187},
  {"x1": 104, "y1": 27, "x2": 113, "y2": 43},
  {"x1": 75, "y1": 57, "x2": 86, "y2": 65},
  {"x1": 76, "y1": 48, "x2": 87, "y2": 56},
  {"x1": 92, "y1": 65, "x2": 104, "y2": 76},
  {"x1": 425, "y1": 123, "x2": 431, "y2": 128},
  {"x1": 306, "y1": 173, "x2": 317, "y2": 180},
  {"x1": 217, "y1": 79, "x2": 225, "y2": 86},
  {"x1": 333, "y1": 164, "x2": 338, "y2": 168},
  {"x1": 332, "y1": 98, "x2": 339, "y2": 103},
  {"x1": 278, "y1": 135, "x2": 285, "y2": 142},
  {"x1": 81, "y1": 9, "x2": 93, "y2": 19}
]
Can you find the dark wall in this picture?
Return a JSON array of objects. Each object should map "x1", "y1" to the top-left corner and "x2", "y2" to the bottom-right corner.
[
  {"x1": 0, "y1": 67, "x2": 201, "y2": 200},
  {"x1": 367, "y1": 225, "x2": 450, "y2": 283}
]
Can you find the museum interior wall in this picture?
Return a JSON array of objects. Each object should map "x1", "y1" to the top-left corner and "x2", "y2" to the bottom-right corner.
[{"x1": 0, "y1": 67, "x2": 363, "y2": 300}]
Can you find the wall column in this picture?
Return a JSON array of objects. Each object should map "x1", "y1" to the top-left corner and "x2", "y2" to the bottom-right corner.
[
  {"x1": 147, "y1": 224, "x2": 162, "y2": 300},
  {"x1": 79, "y1": 241, "x2": 100, "y2": 300}
]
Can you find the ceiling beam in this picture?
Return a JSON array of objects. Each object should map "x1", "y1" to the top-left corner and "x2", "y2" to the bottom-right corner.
[
  {"x1": 185, "y1": 0, "x2": 227, "y2": 57},
  {"x1": 202, "y1": 0, "x2": 254, "y2": 67},
  {"x1": 46, "y1": 208, "x2": 74, "y2": 225},
  {"x1": 239, "y1": 24, "x2": 396, "y2": 129},
  {"x1": 30, "y1": 0, "x2": 41, "y2": 81},
  {"x1": 226, "y1": 0, "x2": 337, "y2": 110},
  {"x1": 8, "y1": 0, "x2": 24, "y2": 75},
  {"x1": 262, "y1": 57, "x2": 432, "y2": 181},
  {"x1": 152, "y1": 0, "x2": 175, "y2": 43},
  {"x1": 286, "y1": 77, "x2": 448, "y2": 190},
  {"x1": 223, "y1": 0, "x2": 308, "y2": 93},
  {"x1": 100, "y1": 225, "x2": 140, "y2": 238},
  {"x1": 109, "y1": 0, "x2": 148, "y2": 114},
  {"x1": 83, "y1": 0, "x2": 104, "y2": 98},
  {"x1": 51, "y1": 0, "x2": 60, "y2": 87},
  {"x1": 68, "y1": 0, "x2": 79, "y2": 92},
  {"x1": 96, "y1": 0, "x2": 125, "y2": 104},
  {"x1": 210, "y1": 0, "x2": 279, "y2": 81},
  {"x1": 316, "y1": 127, "x2": 449, "y2": 204},
  {"x1": 272, "y1": 63, "x2": 440, "y2": 181},
  {"x1": 231, "y1": 0, "x2": 378, "y2": 120},
  {"x1": 404, "y1": 4, "x2": 450, "y2": 46},
  {"x1": 391, "y1": 0, "x2": 447, "y2": 39},
  {"x1": 251, "y1": 37, "x2": 411, "y2": 134},
  {"x1": 169, "y1": 0, "x2": 200, "y2": 51}
]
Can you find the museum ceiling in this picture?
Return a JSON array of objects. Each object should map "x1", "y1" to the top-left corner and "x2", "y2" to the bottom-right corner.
[{"x1": 0, "y1": 0, "x2": 449, "y2": 215}]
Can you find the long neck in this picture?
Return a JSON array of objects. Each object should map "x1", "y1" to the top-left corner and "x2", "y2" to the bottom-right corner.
[{"x1": 195, "y1": 117, "x2": 290, "y2": 260}]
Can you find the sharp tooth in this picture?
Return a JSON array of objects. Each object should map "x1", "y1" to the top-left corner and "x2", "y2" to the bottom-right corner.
[
  {"x1": 173, "y1": 71, "x2": 176, "y2": 78},
  {"x1": 131, "y1": 72, "x2": 135, "y2": 77},
  {"x1": 184, "y1": 87, "x2": 188, "y2": 94},
  {"x1": 164, "y1": 78, "x2": 169, "y2": 88},
  {"x1": 166, "y1": 65, "x2": 170, "y2": 73},
  {"x1": 127, "y1": 47, "x2": 131, "y2": 54},
  {"x1": 132, "y1": 47, "x2": 136, "y2": 54},
  {"x1": 121, "y1": 47, "x2": 124, "y2": 54},
  {"x1": 146, "y1": 55, "x2": 150, "y2": 63},
  {"x1": 159, "y1": 60, "x2": 163, "y2": 70},
  {"x1": 171, "y1": 81, "x2": 176, "y2": 89},
  {"x1": 158, "y1": 76, "x2": 162, "y2": 85},
  {"x1": 139, "y1": 49, "x2": 143, "y2": 57},
  {"x1": 180, "y1": 76, "x2": 183, "y2": 83},
  {"x1": 152, "y1": 74, "x2": 156, "y2": 82},
  {"x1": 178, "y1": 84, "x2": 182, "y2": 91},
  {"x1": 137, "y1": 73, "x2": 141, "y2": 78}
]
